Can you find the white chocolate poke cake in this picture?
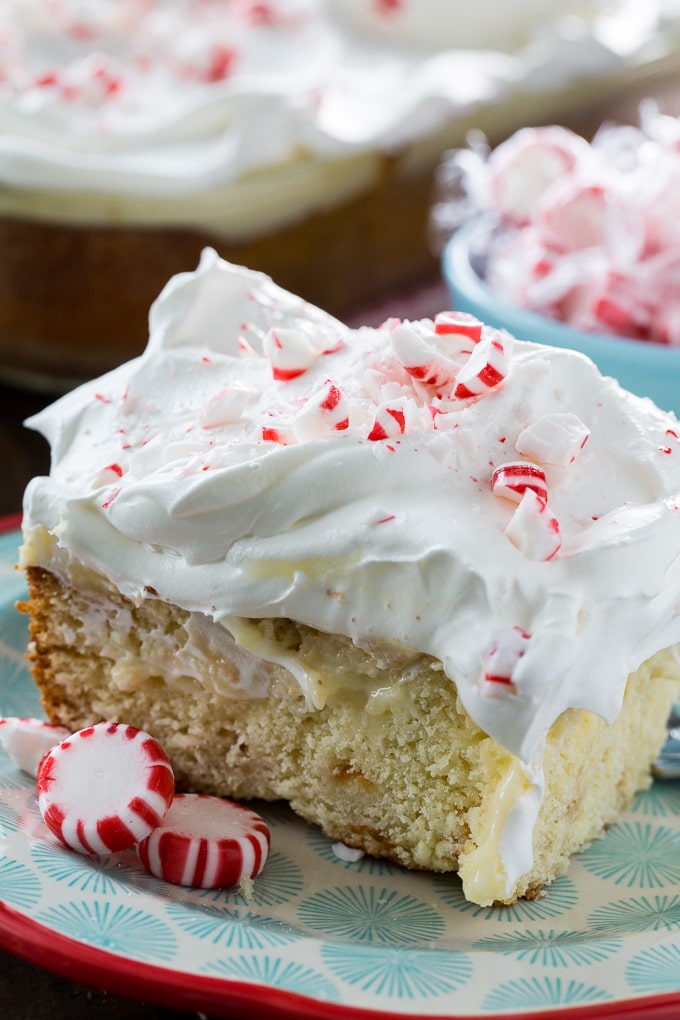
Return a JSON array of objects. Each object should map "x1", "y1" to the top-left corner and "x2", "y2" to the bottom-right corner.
[
  {"x1": 20, "y1": 252, "x2": 680, "y2": 906},
  {"x1": 2, "y1": 0, "x2": 679, "y2": 386}
]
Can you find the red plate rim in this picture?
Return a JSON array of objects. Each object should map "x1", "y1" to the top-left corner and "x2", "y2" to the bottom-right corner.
[
  {"x1": 1, "y1": 901, "x2": 680, "y2": 1020},
  {"x1": 0, "y1": 513, "x2": 22, "y2": 535}
]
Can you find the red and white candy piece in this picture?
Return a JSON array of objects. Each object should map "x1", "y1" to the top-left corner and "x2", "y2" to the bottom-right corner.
[
  {"x1": 652, "y1": 302, "x2": 680, "y2": 346},
  {"x1": 433, "y1": 310, "x2": 483, "y2": 343},
  {"x1": 641, "y1": 156, "x2": 680, "y2": 254},
  {"x1": 0, "y1": 717, "x2": 70, "y2": 777},
  {"x1": 390, "y1": 321, "x2": 463, "y2": 388},
  {"x1": 488, "y1": 125, "x2": 589, "y2": 225},
  {"x1": 454, "y1": 331, "x2": 512, "y2": 399},
  {"x1": 491, "y1": 461, "x2": 548, "y2": 503},
  {"x1": 136, "y1": 794, "x2": 270, "y2": 889},
  {"x1": 37, "y1": 722, "x2": 175, "y2": 855},
  {"x1": 263, "y1": 326, "x2": 319, "y2": 381},
  {"x1": 367, "y1": 400, "x2": 407, "y2": 441},
  {"x1": 293, "y1": 378, "x2": 351, "y2": 440},
  {"x1": 261, "y1": 412, "x2": 295, "y2": 445},
  {"x1": 199, "y1": 384, "x2": 256, "y2": 428},
  {"x1": 515, "y1": 413, "x2": 590, "y2": 467},
  {"x1": 481, "y1": 626, "x2": 531, "y2": 694},
  {"x1": 537, "y1": 181, "x2": 611, "y2": 252},
  {"x1": 561, "y1": 268, "x2": 650, "y2": 338},
  {"x1": 263, "y1": 324, "x2": 341, "y2": 382},
  {"x1": 504, "y1": 489, "x2": 561, "y2": 561}
]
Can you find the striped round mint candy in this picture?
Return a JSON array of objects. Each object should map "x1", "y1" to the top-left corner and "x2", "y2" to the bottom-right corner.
[
  {"x1": 136, "y1": 794, "x2": 271, "y2": 889},
  {"x1": 37, "y1": 722, "x2": 175, "y2": 855},
  {"x1": 0, "y1": 717, "x2": 70, "y2": 777}
]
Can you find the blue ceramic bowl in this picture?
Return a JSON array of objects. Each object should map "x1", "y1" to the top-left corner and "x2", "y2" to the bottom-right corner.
[{"x1": 442, "y1": 217, "x2": 680, "y2": 416}]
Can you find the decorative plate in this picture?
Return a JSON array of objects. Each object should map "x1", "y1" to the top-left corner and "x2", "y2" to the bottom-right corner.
[{"x1": 1, "y1": 523, "x2": 680, "y2": 1020}]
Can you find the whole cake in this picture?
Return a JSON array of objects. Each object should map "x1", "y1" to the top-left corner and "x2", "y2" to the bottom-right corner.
[
  {"x1": 20, "y1": 252, "x2": 680, "y2": 905},
  {"x1": 2, "y1": 0, "x2": 678, "y2": 387}
]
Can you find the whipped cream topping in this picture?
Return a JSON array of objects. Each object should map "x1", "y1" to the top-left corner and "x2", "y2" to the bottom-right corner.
[
  {"x1": 0, "y1": 0, "x2": 676, "y2": 195},
  {"x1": 22, "y1": 251, "x2": 680, "y2": 771}
]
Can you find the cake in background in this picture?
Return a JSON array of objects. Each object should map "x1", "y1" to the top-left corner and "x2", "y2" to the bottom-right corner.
[
  {"x1": 20, "y1": 252, "x2": 680, "y2": 905},
  {"x1": 1, "y1": 0, "x2": 680, "y2": 388}
]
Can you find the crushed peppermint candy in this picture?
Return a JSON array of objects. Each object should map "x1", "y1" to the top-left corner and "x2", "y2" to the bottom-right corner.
[
  {"x1": 293, "y1": 379, "x2": 351, "y2": 440},
  {"x1": 481, "y1": 626, "x2": 531, "y2": 694},
  {"x1": 367, "y1": 401, "x2": 408, "y2": 441},
  {"x1": 453, "y1": 331, "x2": 512, "y2": 399},
  {"x1": 436, "y1": 114, "x2": 680, "y2": 344},
  {"x1": 504, "y1": 489, "x2": 561, "y2": 561},
  {"x1": 433, "y1": 310, "x2": 483, "y2": 342},
  {"x1": 391, "y1": 320, "x2": 471, "y2": 387},
  {"x1": 491, "y1": 462, "x2": 548, "y2": 503},
  {"x1": 515, "y1": 412, "x2": 590, "y2": 466}
]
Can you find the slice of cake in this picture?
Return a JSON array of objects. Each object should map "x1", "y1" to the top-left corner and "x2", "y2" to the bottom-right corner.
[
  {"x1": 2, "y1": 0, "x2": 679, "y2": 387},
  {"x1": 19, "y1": 252, "x2": 680, "y2": 905}
]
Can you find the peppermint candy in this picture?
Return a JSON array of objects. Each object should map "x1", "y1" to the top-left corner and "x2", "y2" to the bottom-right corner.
[
  {"x1": 199, "y1": 385, "x2": 256, "y2": 428},
  {"x1": 136, "y1": 794, "x2": 270, "y2": 889},
  {"x1": 0, "y1": 717, "x2": 70, "y2": 777},
  {"x1": 433, "y1": 311, "x2": 483, "y2": 343},
  {"x1": 261, "y1": 413, "x2": 295, "y2": 445},
  {"x1": 293, "y1": 378, "x2": 351, "y2": 440},
  {"x1": 482, "y1": 626, "x2": 531, "y2": 694},
  {"x1": 263, "y1": 324, "x2": 342, "y2": 381},
  {"x1": 562, "y1": 268, "x2": 651, "y2": 339},
  {"x1": 445, "y1": 118, "x2": 680, "y2": 345},
  {"x1": 367, "y1": 400, "x2": 408, "y2": 441},
  {"x1": 504, "y1": 489, "x2": 561, "y2": 561},
  {"x1": 488, "y1": 125, "x2": 588, "y2": 225},
  {"x1": 390, "y1": 321, "x2": 464, "y2": 389},
  {"x1": 37, "y1": 722, "x2": 175, "y2": 855},
  {"x1": 264, "y1": 326, "x2": 319, "y2": 381},
  {"x1": 454, "y1": 332, "x2": 512, "y2": 399},
  {"x1": 15, "y1": 715, "x2": 272, "y2": 892},
  {"x1": 515, "y1": 413, "x2": 590, "y2": 467},
  {"x1": 491, "y1": 461, "x2": 548, "y2": 503},
  {"x1": 537, "y1": 181, "x2": 612, "y2": 253},
  {"x1": 652, "y1": 303, "x2": 680, "y2": 346}
]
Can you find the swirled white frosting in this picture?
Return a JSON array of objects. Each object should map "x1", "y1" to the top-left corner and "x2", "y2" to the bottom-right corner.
[
  {"x1": 22, "y1": 251, "x2": 680, "y2": 770},
  {"x1": 0, "y1": 0, "x2": 677, "y2": 196}
]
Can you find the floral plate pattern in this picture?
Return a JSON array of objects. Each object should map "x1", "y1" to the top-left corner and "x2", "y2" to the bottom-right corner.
[{"x1": 1, "y1": 525, "x2": 680, "y2": 1019}]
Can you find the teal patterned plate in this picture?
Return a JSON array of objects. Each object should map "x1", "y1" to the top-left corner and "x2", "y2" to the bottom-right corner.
[{"x1": 1, "y1": 524, "x2": 679, "y2": 1019}]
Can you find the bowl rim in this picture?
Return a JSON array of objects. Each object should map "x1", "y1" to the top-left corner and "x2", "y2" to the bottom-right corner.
[{"x1": 442, "y1": 216, "x2": 680, "y2": 369}]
